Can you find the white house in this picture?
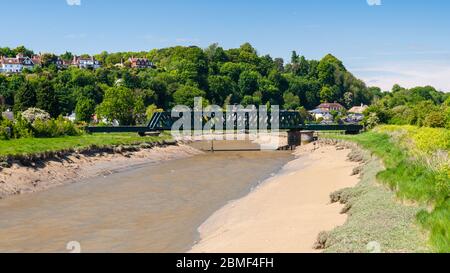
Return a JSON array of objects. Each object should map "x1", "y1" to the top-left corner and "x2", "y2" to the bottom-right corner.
[
  {"x1": 0, "y1": 53, "x2": 35, "y2": 73},
  {"x1": 72, "y1": 56, "x2": 101, "y2": 69}
]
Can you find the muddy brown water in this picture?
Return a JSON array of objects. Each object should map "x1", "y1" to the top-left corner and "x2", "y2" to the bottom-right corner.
[{"x1": 0, "y1": 150, "x2": 293, "y2": 253}]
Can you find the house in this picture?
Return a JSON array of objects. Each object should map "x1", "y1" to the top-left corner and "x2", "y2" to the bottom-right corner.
[
  {"x1": 345, "y1": 104, "x2": 368, "y2": 124},
  {"x1": 129, "y1": 57, "x2": 154, "y2": 69},
  {"x1": 317, "y1": 102, "x2": 345, "y2": 112},
  {"x1": 309, "y1": 108, "x2": 329, "y2": 120},
  {"x1": 55, "y1": 57, "x2": 72, "y2": 69},
  {"x1": 348, "y1": 104, "x2": 368, "y2": 114},
  {"x1": 0, "y1": 53, "x2": 35, "y2": 73},
  {"x1": 345, "y1": 113, "x2": 364, "y2": 123},
  {"x1": 309, "y1": 102, "x2": 345, "y2": 120},
  {"x1": 71, "y1": 56, "x2": 101, "y2": 69}
]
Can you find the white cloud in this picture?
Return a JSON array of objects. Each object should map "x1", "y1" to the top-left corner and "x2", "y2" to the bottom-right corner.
[
  {"x1": 367, "y1": 0, "x2": 381, "y2": 6},
  {"x1": 350, "y1": 61, "x2": 450, "y2": 92},
  {"x1": 66, "y1": 0, "x2": 81, "y2": 6}
]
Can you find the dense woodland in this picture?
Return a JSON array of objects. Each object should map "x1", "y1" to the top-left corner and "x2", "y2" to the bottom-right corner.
[{"x1": 0, "y1": 43, "x2": 449, "y2": 129}]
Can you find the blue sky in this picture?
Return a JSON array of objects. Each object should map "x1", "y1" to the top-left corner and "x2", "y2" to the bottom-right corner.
[{"x1": 1, "y1": 0, "x2": 450, "y2": 91}]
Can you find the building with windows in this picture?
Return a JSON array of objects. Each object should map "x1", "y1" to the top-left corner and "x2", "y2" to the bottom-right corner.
[
  {"x1": 0, "y1": 53, "x2": 35, "y2": 73},
  {"x1": 129, "y1": 57, "x2": 154, "y2": 69},
  {"x1": 71, "y1": 56, "x2": 101, "y2": 69},
  {"x1": 316, "y1": 102, "x2": 345, "y2": 112}
]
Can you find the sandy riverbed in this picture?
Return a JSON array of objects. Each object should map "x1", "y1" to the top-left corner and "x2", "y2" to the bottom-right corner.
[
  {"x1": 189, "y1": 143, "x2": 361, "y2": 253},
  {"x1": 0, "y1": 144, "x2": 202, "y2": 199}
]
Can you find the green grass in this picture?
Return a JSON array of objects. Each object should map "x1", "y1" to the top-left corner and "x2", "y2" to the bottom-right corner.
[
  {"x1": 324, "y1": 154, "x2": 429, "y2": 253},
  {"x1": 0, "y1": 133, "x2": 171, "y2": 157},
  {"x1": 327, "y1": 126, "x2": 449, "y2": 253}
]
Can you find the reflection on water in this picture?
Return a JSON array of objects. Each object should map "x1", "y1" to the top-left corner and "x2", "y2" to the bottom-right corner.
[{"x1": 0, "y1": 151, "x2": 292, "y2": 253}]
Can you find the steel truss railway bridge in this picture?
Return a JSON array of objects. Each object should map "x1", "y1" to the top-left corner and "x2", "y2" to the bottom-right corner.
[{"x1": 87, "y1": 111, "x2": 363, "y2": 145}]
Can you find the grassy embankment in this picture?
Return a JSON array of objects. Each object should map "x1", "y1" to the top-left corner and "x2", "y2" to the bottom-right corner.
[
  {"x1": 325, "y1": 125, "x2": 449, "y2": 252},
  {"x1": 0, "y1": 133, "x2": 171, "y2": 158}
]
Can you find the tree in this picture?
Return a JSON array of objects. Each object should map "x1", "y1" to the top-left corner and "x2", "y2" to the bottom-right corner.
[
  {"x1": 60, "y1": 51, "x2": 74, "y2": 61},
  {"x1": 241, "y1": 95, "x2": 262, "y2": 107},
  {"x1": 207, "y1": 75, "x2": 237, "y2": 105},
  {"x1": 364, "y1": 104, "x2": 391, "y2": 124},
  {"x1": 344, "y1": 92, "x2": 354, "y2": 107},
  {"x1": 283, "y1": 92, "x2": 300, "y2": 110},
  {"x1": 14, "y1": 45, "x2": 34, "y2": 57},
  {"x1": 238, "y1": 70, "x2": 260, "y2": 97},
  {"x1": 259, "y1": 78, "x2": 281, "y2": 106},
  {"x1": 273, "y1": 58, "x2": 284, "y2": 72},
  {"x1": 97, "y1": 86, "x2": 136, "y2": 125},
  {"x1": 445, "y1": 107, "x2": 450, "y2": 129},
  {"x1": 219, "y1": 62, "x2": 242, "y2": 82},
  {"x1": 173, "y1": 85, "x2": 206, "y2": 107},
  {"x1": 392, "y1": 84, "x2": 404, "y2": 93},
  {"x1": 41, "y1": 53, "x2": 58, "y2": 67},
  {"x1": 291, "y1": 51, "x2": 300, "y2": 64},
  {"x1": 134, "y1": 96, "x2": 147, "y2": 125},
  {"x1": 317, "y1": 59, "x2": 335, "y2": 86},
  {"x1": 298, "y1": 56, "x2": 309, "y2": 77},
  {"x1": 320, "y1": 86, "x2": 339, "y2": 103},
  {"x1": 424, "y1": 111, "x2": 446, "y2": 128},
  {"x1": 444, "y1": 96, "x2": 450, "y2": 107},
  {"x1": 36, "y1": 80, "x2": 59, "y2": 117},
  {"x1": 204, "y1": 43, "x2": 228, "y2": 63},
  {"x1": 14, "y1": 83, "x2": 36, "y2": 112},
  {"x1": 0, "y1": 75, "x2": 13, "y2": 106},
  {"x1": 75, "y1": 97, "x2": 96, "y2": 123},
  {"x1": 268, "y1": 70, "x2": 289, "y2": 93}
]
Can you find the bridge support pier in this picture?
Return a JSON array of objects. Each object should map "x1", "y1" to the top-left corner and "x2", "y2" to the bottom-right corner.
[
  {"x1": 288, "y1": 130, "x2": 316, "y2": 149},
  {"x1": 287, "y1": 130, "x2": 301, "y2": 148},
  {"x1": 300, "y1": 131, "x2": 315, "y2": 145}
]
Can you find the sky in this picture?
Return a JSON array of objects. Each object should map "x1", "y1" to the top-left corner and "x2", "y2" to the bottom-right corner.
[{"x1": 1, "y1": 0, "x2": 450, "y2": 91}]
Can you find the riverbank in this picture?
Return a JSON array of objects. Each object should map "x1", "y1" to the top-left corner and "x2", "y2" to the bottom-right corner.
[
  {"x1": 190, "y1": 142, "x2": 361, "y2": 253},
  {"x1": 190, "y1": 136, "x2": 433, "y2": 253},
  {"x1": 0, "y1": 136, "x2": 203, "y2": 199},
  {"x1": 317, "y1": 139, "x2": 430, "y2": 253},
  {"x1": 323, "y1": 126, "x2": 448, "y2": 252}
]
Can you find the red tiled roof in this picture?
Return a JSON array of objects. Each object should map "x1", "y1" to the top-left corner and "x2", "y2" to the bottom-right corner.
[
  {"x1": 318, "y1": 102, "x2": 344, "y2": 109},
  {"x1": 0, "y1": 55, "x2": 34, "y2": 65}
]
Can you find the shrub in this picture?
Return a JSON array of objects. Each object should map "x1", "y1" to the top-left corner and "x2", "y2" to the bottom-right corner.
[
  {"x1": 0, "y1": 117, "x2": 13, "y2": 140},
  {"x1": 13, "y1": 114, "x2": 34, "y2": 138},
  {"x1": 32, "y1": 118, "x2": 57, "y2": 138},
  {"x1": 389, "y1": 105, "x2": 416, "y2": 125},
  {"x1": 423, "y1": 111, "x2": 446, "y2": 128},
  {"x1": 75, "y1": 97, "x2": 96, "y2": 123},
  {"x1": 55, "y1": 116, "x2": 80, "y2": 136},
  {"x1": 21, "y1": 108, "x2": 51, "y2": 123},
  {"x1": 445, "y1": 108, "x2": 450, "y2": 130},
  {"x1": 364, "y1": 113, "x2": 380, "y2": 129},
  {"x1": 33, "y1": 116, "x2": 80, "y2": 138}
]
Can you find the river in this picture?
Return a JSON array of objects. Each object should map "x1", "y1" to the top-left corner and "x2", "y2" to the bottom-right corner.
[{"x1": 0, "y1": 150, "x2": 293, "y2": 253}]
